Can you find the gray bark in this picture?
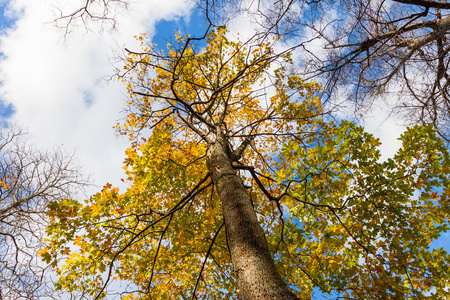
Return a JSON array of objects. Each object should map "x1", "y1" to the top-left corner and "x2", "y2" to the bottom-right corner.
[{"x1": 205, "y1": 131, "x2": 299, "y2": 300}]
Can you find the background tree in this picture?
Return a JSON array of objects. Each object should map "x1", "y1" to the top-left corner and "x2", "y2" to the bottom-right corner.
[
  {"x1": 200, "y1": 0, "x2": 450, "y2": 143},
  {"x1": 0, "y1": 127, "x2": 86, "y2": 299},
  {"x1": 44, "y1": 28, "x2": 450, "y2": 299},
  {"x1": 303, "y1": 0, "x2": 450, "y2": 143}
]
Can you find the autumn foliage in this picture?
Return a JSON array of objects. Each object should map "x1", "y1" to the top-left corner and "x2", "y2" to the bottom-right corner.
[{"x1": 43, "y1": 28, "x2": 450, "y2": 299}]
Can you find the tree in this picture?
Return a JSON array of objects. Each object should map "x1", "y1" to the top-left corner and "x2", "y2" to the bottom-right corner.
[
  {"x1": 0, "y1": 127, "x2": 86, "y2": 299},
  {"x1": 301, "y1": 0, "x2": 450, "y2": 143},
  {"x1": 44, "y1": 28, "x2": 450, "y2": 299}
]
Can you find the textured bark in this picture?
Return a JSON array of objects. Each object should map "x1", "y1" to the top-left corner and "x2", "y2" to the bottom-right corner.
[{"x1": 205, "y1": 132, "x2": 299, "y2": 300}]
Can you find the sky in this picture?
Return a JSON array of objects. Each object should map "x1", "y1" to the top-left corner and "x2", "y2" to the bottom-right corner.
[
  {"x1": 0, "y1": 0, "x2": 442, "y2": 298},
  {"x1": 0, "y1": 0, "x2": 199, "y2": 195},
  {"x1": 0, "y1": 0, "x2": 405, "y2": 196}
]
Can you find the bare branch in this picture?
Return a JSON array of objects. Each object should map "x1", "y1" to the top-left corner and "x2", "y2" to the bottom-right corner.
[{"x1": 0, "y1": 126, "x2": 88, "y2": 298}]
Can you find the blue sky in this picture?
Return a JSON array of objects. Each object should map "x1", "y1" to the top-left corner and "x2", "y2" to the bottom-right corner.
[
  {"x1": 153, "y1": 8, "x2": 209, "y2": 50},
  {"x1": 0, "y1": 1, "x2": 16, "y2": 29},
  {"x1": 0, "y1": 1, "x2": 15, "y2": 120}
]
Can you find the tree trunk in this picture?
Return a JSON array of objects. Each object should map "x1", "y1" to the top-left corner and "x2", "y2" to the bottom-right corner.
[{"x1": 205, "y1": 133, "x2": 299, "y2": 300}]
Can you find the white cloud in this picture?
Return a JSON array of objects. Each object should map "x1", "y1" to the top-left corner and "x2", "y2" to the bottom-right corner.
[
  {"x1": 360, "y1": 104, "x2": 405, "y2": 161},
  {"x1": 0, "y1": 0, "x2": 193, "y2": 195}
]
